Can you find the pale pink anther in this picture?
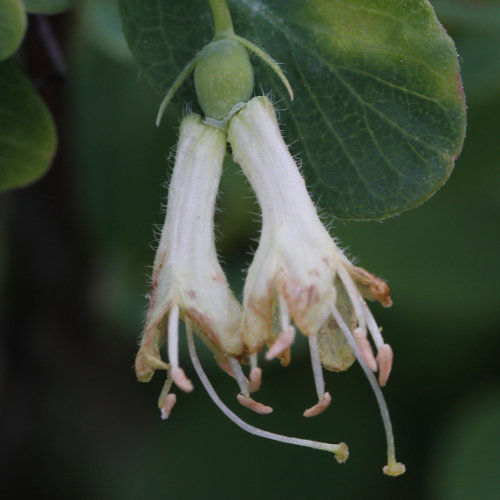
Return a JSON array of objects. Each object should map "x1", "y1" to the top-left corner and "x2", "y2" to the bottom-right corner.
[
  {"x1": 377, "y1": 344, "x2": 393, "y2": 387},
  {"x1": 353, "y1": 327, "x2": 378, "y2": 372},
  {"x1": 171, "y1": 367, "x2": 194, "y2": 393},
  {"x1": 303, "y1": 392, "x2": 332, "y2": 417},
  {"x1": 248, "y1": 367, "x2": 262, "y2": 393},
  {"x1": 265, "y1": 325, "x2": 296, "y2": 361},
  {"x1": 237, "y1": 394, "x2": 273, "y2": 414},
  {"x1": 160, "y1": 393, "x2": 177, "y2": 420}
]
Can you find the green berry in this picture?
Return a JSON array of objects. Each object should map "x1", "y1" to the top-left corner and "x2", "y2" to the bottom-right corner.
[{"x1": 194, "y1": 39, "x2": 254, "y2": 120}]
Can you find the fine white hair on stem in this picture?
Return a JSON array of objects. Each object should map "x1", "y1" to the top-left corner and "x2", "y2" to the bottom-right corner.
[{"x1": 185, "y1": 319, "x2": 348, "y2": 459}]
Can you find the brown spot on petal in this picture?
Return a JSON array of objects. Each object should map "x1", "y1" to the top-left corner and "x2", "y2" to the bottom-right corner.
[
  {"x1": 277, "y1": 271, "x2": 321, "y2": 334},
  {"x1": 244, "y1": 288, "x2": 275, "y2": 352},
  {"x1": 348, "y1": 264, "x2": 392, "y2": 307},
  {"x1": 186, "y1": 307, "x2": 221, "y2": 351},
  {"x1": 211, "y1": 274, "x2": 226, "y2": 283}
]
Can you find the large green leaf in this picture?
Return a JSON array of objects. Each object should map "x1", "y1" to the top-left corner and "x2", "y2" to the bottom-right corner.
[
  {"x1": 0, "y1": 59, "x2": 57, "y2": 191},
  {"x1": 22, "y1": 0, "x2": 76, "y2": 14},
  {"x1": 119, "y1": 0, "x2": 466, "y2": 219},
  {"x1": 0, "y1": 0, "x2": 26, "y2": 62}
]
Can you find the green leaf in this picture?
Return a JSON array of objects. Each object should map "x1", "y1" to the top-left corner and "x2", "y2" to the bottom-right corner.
[
  {"x1": 0, "y1": 0, "x2": 27, "y2": 62},
  {"x1": 0, "y1": 59, "x2": 57, "y2": 191},
  {"x1": 119, "y1": 0, "x2": 466, "y2": 219},
  {"x1": 22, "y1": 0, "x2": 75, "y2": 14}
]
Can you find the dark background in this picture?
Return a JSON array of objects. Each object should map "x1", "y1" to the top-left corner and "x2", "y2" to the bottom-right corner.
[{"x1": 1, "y1": 1, "x2": 499, "y2": 499}]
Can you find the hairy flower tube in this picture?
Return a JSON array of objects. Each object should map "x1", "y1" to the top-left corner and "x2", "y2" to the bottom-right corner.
[
  {"x1": 228, "y1": 97, "x2": 405, "y2": 476},
  {"x1": 136, "y1": 111, "x2": 351, "y2": 461},
  {"x1": 136, "y1": 114, "x2": 263, "y2": 415}
]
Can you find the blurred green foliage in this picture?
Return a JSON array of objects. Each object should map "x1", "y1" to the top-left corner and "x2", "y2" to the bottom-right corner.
[
  {"x1": 119, "y1": 0, "x2": 467, "y2": 220},
  {"x1": 1, "y1": 1, "x2": 499, "y2": 499}
]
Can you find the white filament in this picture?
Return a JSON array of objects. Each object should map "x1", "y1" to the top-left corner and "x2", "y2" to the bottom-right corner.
[
  {"x1": 279, "y1": 294, "x2": 290, "y2": 333},
  {"x1": 229, "y1": 357, "x2": 250, "y2": 397},
  {"x1": 360, "y1": 298, "x2": 386, "y2": 350},
  {"x1": 336, "y1": 265, "x2": 367, "y2": 335},
  {"x1": 250, "y1": 352, "x2": 258, "y2": 370},
  {"x1": 308, "y1": 336, "x2": 326, "y2": 400},
  {"x1": 167, "y1": 304, "x2": 180, "y2": 370},
  {"x1": 185, "y1": 319, "x2": 345, "y2": 456},
  {"x1": 330, "y1": 305, "x2": 398, "y2": 465}
]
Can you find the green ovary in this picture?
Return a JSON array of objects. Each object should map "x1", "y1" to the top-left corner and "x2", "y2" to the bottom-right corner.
[{"x1": 194, "y1": 39, "x2": 254, "y2": 120}]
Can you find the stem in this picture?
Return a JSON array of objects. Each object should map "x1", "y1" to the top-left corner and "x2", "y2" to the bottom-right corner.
[{"x1": 208, "y1": 0, "x2": 234, "y2": 37}]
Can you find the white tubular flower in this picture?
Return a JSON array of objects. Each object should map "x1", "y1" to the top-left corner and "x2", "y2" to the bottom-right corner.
[
  {"x1": 136, "y1": 114, "x2": 267, "y2": 415},
  {"x1": 228, "y1": 96, "x2": 404, "y2": 476},
  {"x1": 136, "y1": 110, "x2": 350, "y2": 463}
]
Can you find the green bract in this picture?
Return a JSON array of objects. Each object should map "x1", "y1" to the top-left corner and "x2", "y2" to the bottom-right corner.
[{"x1": 194, "y1": 39, "x2": 254, "y2": 120}]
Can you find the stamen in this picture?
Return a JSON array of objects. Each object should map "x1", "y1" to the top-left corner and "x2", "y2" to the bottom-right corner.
[
  {"x1": 160, "y1": 394, "x2": 177, "y2": 420},
  {"x1": 303, "y1": 393, "x2": 332, "y2": 418},
  {"x1": 304, "y1": 335, "x2": 331, "y2": 417},
  {"x1": 353, "y1": 327, "x2": 377, "y2": 372},
  {"x1": 158, "y1": 376, "x2": 176, "y2": 419},
  {"x1": 168, "y1": 304, "x2": 194, "y2": 392},
  {"x1": 186, "y1": 319, "x2": 349, "y2": 463},
  {"x1": 250, "y1": 352, "x2": 258, "y2": 371},
  {"x1": 249, "y1": 353, "x2": 262, "y2": 393},
  {"x1": 360, "y1": 298, "x2": 386, "y2": 350},
  {"x1": 236, "y1": 394, "x2": 273, "y2": 415},
  {"x1": 248, "y1": 368, "x2": 262, "y2": 393},
  {"x1": 266, "y1": 295, "x2": 296, "y2": 360},
  {"x1": 377, "y1": 344, "x2": 393, "y2": 387},
  {"x1": 309, "y1": 335, "x2": 325, "y2": 399},
  {"x1": 229, "y1": 357, "x2": 250, "y2": 396},
  {"x1": 230, "y1": 357, "x2": 273, "y2": 414},
  {"x1": 266, "y1": 326, "x2": 296, "y2": 361},
  {"x1": 330, "y1": 305, "x2": 405, "y2": 475},
  {"x1": 337, "y1": 265, "x2": 367, "y2": 335},
  {"x1": 279, "y1": 294, "x2": 290, "y2": 333},
  {"x1": 359, "y1": 299, "x2": 394, "y2": 386}
]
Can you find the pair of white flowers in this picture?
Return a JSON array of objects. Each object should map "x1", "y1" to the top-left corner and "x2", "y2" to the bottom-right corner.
[{"x1": 135, "y1": 95, "x2": 404, "y2": 476}]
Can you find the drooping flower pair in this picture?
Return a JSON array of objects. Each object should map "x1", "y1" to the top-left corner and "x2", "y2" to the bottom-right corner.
[{"x1": 136, "y1": 95, "x2": 405, "y2": 476}]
